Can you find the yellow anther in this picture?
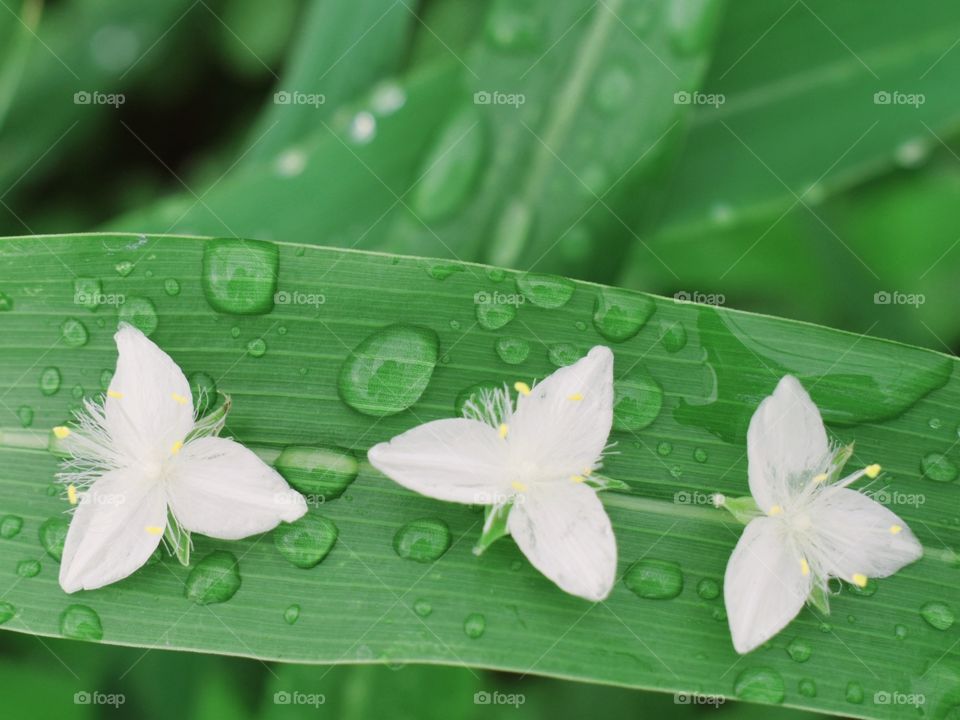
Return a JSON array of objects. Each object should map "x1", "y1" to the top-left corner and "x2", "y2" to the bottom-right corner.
[
  {"x1": 567, "y1": 393, "x2": 583, "y2": 401},
  {"x1": 800, "y1": 558, "x2": 810, "y2": 576},
  {"x1": 890, "y1": 524, "x2": 902, "y2": 535},
  {"x1": 498, "y1": 423, "x2": 509, "y2": 439},
  {"x1": 171, "y1": 392, "x2": 189, "y2": 405},
  {"x1": 768, "y1": 505, "x2": 783, "y2": 516},
  {"x1": 511, "y1": 481, "x2": 528, "y2": 492},
  {"x1": 53, "y1": 426, "x2": 71, "y2": 440},
  {"x1": 865, "y1": 464, "x2": 881, "y2": 479},
  {"x1": 583, "y1": 468, "x2": 593, "y2": 477},
  {"x1": 171, "y1": 440, "x2": 183, "y2": 454},
  {"x1": 107, "y1": 390, "x2": 123, "y2": 399},
  {"x1": 145, "y1": 525, "x2": 163, "y2": 536},
  {"x1": 851, "y1": 573, "x2": 868, "y2": 588},
  {"x1": 812, "y1": 473, "x2": 828, "y2": 484},
  {"x1": 67, "y1": 484, "x2": 78, "y2": 505},
  {"x1": 513, "y1": 381, "x2": 531, "y2": 396},
  {"x1": 571, "y1": 475, "x2": 585, "y2": 483}
]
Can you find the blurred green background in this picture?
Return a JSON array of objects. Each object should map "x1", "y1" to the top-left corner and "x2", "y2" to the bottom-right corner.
[{"x1": 1, "y1": 0, "x2": 958, "y2": 717}]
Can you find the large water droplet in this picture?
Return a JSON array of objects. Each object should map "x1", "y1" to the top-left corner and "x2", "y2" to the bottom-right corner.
[
  {"x1": 283, "y1": 604, "x2": 301, "y2": 625},
  {"x1": 411, "y1": 106, "x2": 485, "y2": 223},
  {"x1": 201, "y1": 238, "x2": 279, "y2": 315},
  {"x1": 495, "y1": 337, "x2": 530, "y2": 365},
  {"x1": 920, "y1": 601, "x2": 955, "y2": 630},
  {"x1": 40, "y1": 367, "x2": 61, "y2": 395},
  {"x1": 0, "y1": 601, "x2": 14, "y2": 624},
  {"x1": 273, "y1": 516, "x2": 338, "y2": 569},
  {"x1": 60, "y1": 318, "x2": 89, "y2": 347},
  {"x1": 0, "y1": 515, "x2": 23, "y2": 539},
  {"x1": 515, "y1": 273, "x2": 575, "y2": 309},
  {"x1": 476, "y1": 294, "x2": 517, "y2": 330},
  {"x1": 786, "y1": 637, "x2": 812, "y2": 663},
  {"x1": 39, "y1": 517, "x2": 69, "y2": 560},
  {"x1": 613, "y1": 368, "x2": 663, "y2": 432},
  {"x1": 16, "y1": 559, "x2": 40, "y2": 577},
  {"x1": 118, "y1": 296, "x2": 158, "y2": 336},
  {"x1": 185, "y1": 551, "x2": 242, "y2": 605},
  {"x1": 624, "y1": 559, "x2": 683, "y2": 599},
  {"x1": 463, "y1": 612, "x2": 486, "y2": 638},
  {"x1": 59, "y1": 604, "x2": 103, "y2": 641},
  {"x1": 393, "y1": 518, "x2": 451, "y2": 563},
  {"x1": 275, "y1": 446, "x2": 358, "y2": 502},
  {"x1": 921, "y1": 453, "x2": 958, "y2": 483},
  {"x1": 338, "y1": 325, "x2": 439, "y2": 417},
  {"x1": 592, "y1": 288, "x2": 655, "y2": 342},
  {"x1": 733, "y1": 667, "x2": 784, "y2": 704}
]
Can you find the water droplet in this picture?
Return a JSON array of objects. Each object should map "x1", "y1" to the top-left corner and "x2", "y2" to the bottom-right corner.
[
  {"x1": 0, "y1": 601, "x2": 14, "y2": 624},
  {"x1": 164, "y1": 278, "x2": 181, "y2": 296},
  {"x1": 185, "y1": 551, "x2": 242, "y2": 605},
  {"x1": 624, "y1": 559, "x2": 683, "y2": 599},
  {"x1": 349, "y1": 112, "x2": 376, "y2": 144},
  {"x1": 548, "y1": 343, "x2": 583, "y2": 368},
  {"x1": 495, "y1": 337, "x2": 530, "y2": 365},
  {"x1": 0, "y1": 515, "x2": 23, "y2": 539},
  {"x1": 594, "y1": 66, "x2": 632, "y2": 113},
  {"x1": 515, "y1": 273, "x2": 575, "y2": 309},
  {"x1": 657, "y1": 441, "x2": 672, "y2": 456},
  {"x1": 819, "y1": 622, "x2": 831, "y2": 633},
  {"x1": 476, "y1": 295, "x2": 517, "y2": 330},
  {"x1": 693, "y1": 447, "x2": 708, "y2": 463},
  {"x1": 412, "y1": 106, "x2": 485, "y2": 223},
  {"x1": 592, "y1": 288, "x2": 655, "y2": 342},
  {"x1": 16, "y1": 406, "x2": 32, "y2": 427},
  {"x1": 849, "y1": 576, "x2": 877, "y2": 596},
  {"x1": 246, "y1": 338, "x2": 267, "y2": 358},
  {"x1": 485, "y1": 0, "x2": 542, "y2": 50},
  {"x1": 118, "y1": 296, "x2": 158, "y2": 336},
  {"x1": 59, "y1": 605, "x2": 103, "y2": 641},
  {"x1": 920, "y1": 601, "x2": 955, "y2": 630},
  {"x1": 201, "y1": 238, "x2": 279, "y2": 315},
  {"x1": 100, "y1": 369, "x2": 114, "y2": 390},
  {"x1": 798, "y1": 679, "x2": 817, "y2": 698},
  {"x1": 733, "y1": 667, "x2": 784, "y2": 704},
  {"x1": 283, "y1": 604, "x2": 300, "y2": 625},
  {"x1": 229, "y1": 326, "x2": 241, "y2": 339},
  {"x1": 845, "y1": 681, "x2": 864, "y2": 704},
  {"x1": 115, "y1": 260, "x2": 134, "y2": 277},
  {"x1": 463, "y1": 612, "x2": 486, "y2": 639},
  {"x1": 413, "y1": 599, "x2": 433, "y2": 618},
  {"x1": 426, "y1": 264, "x2": 464, "y2": 281},
  {"x1": 660, "y1": 320, "x2": 688, "y2": 353},
  {"x1": 613, "y1": 369, "x2": 663, "y2": 432},
  {"x1": 275, "y1": 446, "x2": 358, "y2": 502},
  {"x1": 696, "y1": 578, "x2": 719, "y2": 600},
  {"x1": 487, "y1": 268, "x2": 506, "y2": 283},
  {"x1": 39, "y1": 367, "x2": 61, "y2": 395},
  {"x1": 16, "y1": 559, "x2": 40, "y2": 578},
  {"x1": 711, "y1": 606, "x2": 726, "y2": 621},
  {"x1": 338, "y1": 325, "x2": 439, "y2": 417},
  {"x1": 894, "y1": 623, "x2": 908, "y2": 639},
  {"x1": 73, "y1": 278, "x2": 102, "y2": 309},
  {"x1": 393, "y1": 518, "x2": 451, "y2": 563},
  {"x1": 786, "y1": 637, "x2": 812, "y2": 663},
  {"x1": 921, "y1": 453, "x2": 958, "y2": 483},
  {"x1": 273, "y1": 516, "x2": 338, "y2": 569},
  {"x1": 39, "y1": 517, "x2": 69, "y2": 561},
  {"x1": 0, "y1": 292, "x2": 12, "y2": 310}
]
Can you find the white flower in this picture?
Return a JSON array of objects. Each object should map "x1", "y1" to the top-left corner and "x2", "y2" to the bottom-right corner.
[
  {"x1": 54, "y1": 324, "x2": 307, "y2": 593},
  {"x1": 721, "y1": 375, "x2": 922, "y2": 654},
  {"x1": 368, "y1": 346, "x2": 618, "y2": 601}
]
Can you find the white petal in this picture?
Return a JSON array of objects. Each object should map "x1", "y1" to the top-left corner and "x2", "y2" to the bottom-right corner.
[
  {"x1": 724, "y1": 517, "x2": 812, "y2": 654},
  {"x1": 507, "y1": 481, "x2": 617, "y2": 601},
  {"x1": 509, "y1": 346, "x2": 614, "y2": 476},
  {"x1": 105, "y1": 324, "x2": 195, "y2": 463},
  {"x1": 809, "y1": 487, "x2": 922, "y2": 581},
  {"x1": 747, "y1": 375, "x2": 829, "y2": 511},
  {"x1": 59, "y1": 469, "x2": 166, "y2": 593},
  {"x1": 368, "y1": 418, "x2": 510, "y2": 504},
  {"x1": 166, "y1": 437, "x2": 307, "y2": 539}
]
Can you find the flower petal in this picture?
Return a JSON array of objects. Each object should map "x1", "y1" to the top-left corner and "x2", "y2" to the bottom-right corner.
[
  {"x1": 725, "y1": 517, "x2": 813, "y2": 654},
  {"x1": 368, "y1": 418, "x2": 510, "y2": 504},
  {"x1": 105, "y1": 324, "x2": 195, "y2": 463},
  {"x1": 509, "y1": 346, "x2": 614, "y2": 476},
  {"x1": 810, "y1": 487, "x2": 922, "y2": 582},
  {"x1": 166, "y1": 437, "x2": 307, "y2": 539},
  {"x1": 747, "y1": 375, "x2": 829, "y2": 511},
  {"x1": 507, "y1": 481, "x2": 617, "y2": 601},
  {"x1": 59, "y1": 469, "x2": 166, "y2": 593}
]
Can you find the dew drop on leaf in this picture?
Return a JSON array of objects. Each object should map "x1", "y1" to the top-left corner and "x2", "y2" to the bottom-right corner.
[
  {"x1": 476, "y1": 295, "x2": 517, "y2": 330},
  {"x1": 426, "y1": 264, "x2": 464, "y2": 281},
  {"x1": 59, "y1": 604, "x2": 103, "y2": 641},
  {"x1": 275, "y1": 446, "x2": 358, "y2": 502},
  {"x1": 0, "y1": 601, "x2": 14, "y2": 625},
  {"x1": 515, "y1": 273, "x2": 575, "y2": 309},
  {"x1": 283, "y1": 604, "x2": 300, "y2": 625},
  {"x1": 39, "y1": 367, "x2": 61, "y2": 396},
  {"x1": 845, "y1": 681, "x2": 864, "y2": 704},
  {"x1": 798, "y1": 679, "x2": 817, "y2": 698},
  {"x1": 39, "y1": 516, "x2": 69, "y2": 561},
  {"x1": 201, "y1": 238, "x2": 279, "y2": 315},
  {"x1": 786, "y1": 637, "x2": 812, "y2": 663},
  {"x1": 413, "y1": 599, "x2": 433, "y2": 618},
  {"x1": 273, "y1": 516, "x2": 338, "y2": 569},
  {"x1": 393, "y1": 519, "x2": 451, "y2": 563},
  {"x1": 115, "y1": 260, "x2": 134, "y2": 277},
  {"x1": 16, "y1": 559, "x2": 40, "y2": 578},
  {"x1": 495, "y1": 337, "x2": 530, "y2": 365},
  {"x1": 592, "y1": 288, "x2": 655, "y2": 342},
  {"x1": 696, "y1": 578, "x2": 719, "y2": 600},
  {"x1": 338, "y1": 324, "x2": 439, "y2": 417},
  {"x1": 624, "y1": 559, "x2": 683, "y2": 600},
  {"x1": 16, "y1": 406, "x2": 32, "y2": 427},
  {"x1": 613, "y1": 369, "x2": 663, "y2": 432},
  {"x1": 657, "y1": 441, "x2": 673, "y2": 457},
  {"x1": 0, "y1": 515, "x2": 23, "y2": 539},
  {"x1": 733, "y1": 667, "x2": 785, "y2": 704},
  {"x1": 660, "y1": 320, "x2": 688, "y2": 353},
  {"x1": 118, "y1": 296, "x2": 158, "y2": 336},
  {"x1": 246, "y1": 338, "x2": 267, "y2": 358},
  {"x1": 185, "y1": 551, "x2": 242, "y2": 605},
  {"x1": 548, "y1": 342, "x2": 583, "y2": 368},
  {"x1": 894, "y1": 624, "x2": 908, "y2": 640},
  {"x1": 463, "y1": 612, "x2": 486, "y2": 639},
  {"x1": 60, "y1": 318, "x2": 89, "y2": 348},
  {"x1": 693, "y1": 448, "x2": 708, "y2": 463},
  {"x1": 0, "y1": 291, "x2": 12, "y2": 311},
  {"x1": 100, "y1": 369, "x2": 113, "y2": 391},
  {"x1": 487, "y1": 268, "x2": 506, "y2": 283},
  {"x1": 920, "y1": 601, "x2": 955, "y2": 630},
  {"x1": 163, "y1": 278, "x2": 181, "y2": 296},
  {"x1": 921, "y1": 453, "x2": 958, "y2": 483}
]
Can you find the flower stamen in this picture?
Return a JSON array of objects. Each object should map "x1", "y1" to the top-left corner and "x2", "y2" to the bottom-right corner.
[
  {"x1": 890, "y1": 524, "x2": 902, "y2": 534},
  {"x1": 768, "y1": 504, "x2": 783, "y2": 516},
  {"x1": 145, "y1": 525, "x2": 163, "y2": 535},
  {"x1": 67, "y1": 484, "x2": 78, "y2": 505},
  {"x1": 498, "y1": 423, "x2": 509, "y2": 439},
  {"x1": 107, "y1": 390, "x2": 123, "y2": 399},
  {"x1": 53, "y1": 426, "x2": 71, "y2": 439},
  {"x1": 567, "y1": 393, "x2": 583, "y2": 401},
  {"x1": 851, "y1": 573, "x2": 868, "y2": 588},
  {"x1": 171, "y1": 392, "x2": 189, "y2": 405},
  {"x1": 171, "y1": 440, "x2": 183, "y2": 454},
  {"x1": 800, "y1": 558, "x2": 810, "y2": 576},
  {"x1": 511, "y1": 481, "x2": 528, "y2": 492}
]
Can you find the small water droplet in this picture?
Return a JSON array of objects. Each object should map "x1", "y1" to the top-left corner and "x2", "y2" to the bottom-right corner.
[
  {"x1": 613, "y1": 369, "x2": 663, "y2": 432},
  {"x1": 393, "y1": 518, "x2": 451, "y2": 563},
  {"x1": 547, "y1": 342, "x2": 583, "y2": 368},
  {"x1": 275, "y1": 446, "x2": 358, "y2": 501},
  {"x1": 338, "y1": 325, "x2": 439, "y2": 417},
  {"x1": 414, "y1": 599, "x2": 433, "y2": 618},
  {"x1": 59, "y1": 604, "x2": 103, "y2": 641},
  {"x1": 849, "y1": 576, "x2": 877, "y2": 597},
  {"x1": 463, "y1": 612, "x2": 486, "y2": 639},
  {"x1": 819, "y1": 622, "x2": 831, "y2": 633},
  {"x1": 39, "y1": 367, "x2": 61, "y2": 395},
  {"x1": 920, "y1": 601, "x2": 955, "y2": 630},
  {"x1": 73, "y1": 278, "x2": 103, "y2": 311},
  {"x1": 115, "y1": 260, "x2": 134, "y2": 277},
  {"x1": 693, "y1": 447, "x2": 708, "y2": 463},
  {"x1": 495, "y1": 337, "x2": 530, "y2": 365},
  {"x1": 118, "y1": 296, "x2": 158, "y2": 336},
  {"x1": 0, "y1": 601, "x2": 14, "y2": 624},
  {"x1": 16, "y1": 559, "x2": 40, "y2": 578},
  {"x1": 273, "y1": 516, "x2": 338, "y2": 569},
  {"x1": 733, "y1": 667, "x2": 785, "y2": 704},
  {"x1": 184, "y1": 551, "x2": 242, "y2": 605},
  {"x1": 592, "y1": 288, "x2": 655, "y2": 342},
  {"x1": 894, "y1": 623, "x2": 908, "y2": 639},
  {"x1": 475, "y1": 295, "x2": 517, "y2": 330},
  {"x1": 16, "y1": 406, "x2": 32, "y2": 428},
  {"x1": 657, "y1": 441, "x2": 673, "y2": 457},
  {"x1": 515, "y1": 273, "x2": 575, "y2": 309},
  {"x1": 696, "y1": 578, "x2": 719, "y2": 600},
  {"x1": 798, "y1": 679, "x2": 817, "y2": 698},
  {"x1": 426, "y1": 264, "x2": 464, "y2": 281},
  {"x1": 921, "y1": 452, "x2": 958, "y2": 483},
  {"x1": 449, "y1": 320, "x2": 461, "y2": 331},
  {"x1": 246, "y1": 338, "x2": 267, "y2": 358},
  {"x1": 201, "y1": 238, "x2": 279, "y2": 315},
  {"x1": 624, "y1": 559, "x2": 683, "y2": 599},
  {"x1": 163, "y1": 278, "x2": 181, "y2": 296},
  {"x1": 660, "y1": 320, "x2": 688, "y2": 353},
  {"x1": 487, "y1": 268, "x2": 506, "y2": 283},
  {"x1": 786, "y1": 637, "x2": 812, "y2": 663},
  {"x1": 845, "y1": 681, "x2": 864, "y2": 704},
  {"x1": 283, "y1": 604, "x2": 301, "y2": 625},
  {"x1": 39, "y1": 517, "x2": 69, "y2": 560},
  {"x1": 0, "y1": 291, "x2": 12, "y2": 311},
  {"x1": 0, "y1": 515, "x2": 23, "y2": 539},
  {"x1": 711, "y1": 606, "x2": 726, "y2": 621}
]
